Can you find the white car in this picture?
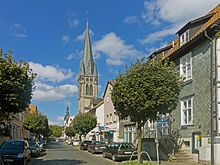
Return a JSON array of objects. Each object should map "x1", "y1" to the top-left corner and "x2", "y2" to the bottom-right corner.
[{"x1": 73, "y1": 140, "x2": 80, "y2": 146}]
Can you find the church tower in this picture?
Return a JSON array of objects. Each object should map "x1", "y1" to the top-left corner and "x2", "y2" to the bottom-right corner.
[{"x1": 78, "y1": 19, "x2": 98, "y2": 114}]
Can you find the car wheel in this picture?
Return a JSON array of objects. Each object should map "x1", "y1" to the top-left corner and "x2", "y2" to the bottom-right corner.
[
  {"x1": 103, "y1": 152, "x2": 106, "y2": 158},
  {"x1": 112, "y1": 154, "x2": 116, "y2": 161}
]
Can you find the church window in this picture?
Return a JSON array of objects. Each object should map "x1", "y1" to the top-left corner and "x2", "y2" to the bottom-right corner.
[
  {"x1": 86, "y1": 78, "x2": 89, "y2": 81},
  {"x1": 86, "y1": 84, "x2": 89, "y2": 95},
  {"x1": 90, "y1": 78, "x2": 93, "y2": 82},
  {"x1": 90, "y1": 84, "x2": 93, "y2": 96}
]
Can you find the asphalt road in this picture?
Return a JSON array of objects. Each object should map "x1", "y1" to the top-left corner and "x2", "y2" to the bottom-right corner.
[{"x1": 31, "y1": 141, "x2": 122, "y2": 165}]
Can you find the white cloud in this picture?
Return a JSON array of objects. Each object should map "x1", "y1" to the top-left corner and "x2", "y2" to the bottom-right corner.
[
  {"x1": 33, "y1": 81, "x2": 77, "y2": 102},
  {"x1": 140, "y1": 0, "x2": 220, "y2": 44},
  {"x1": 29, "y1": 62, "x2": 73, "y2": 82},
  {"x1": 11, "y1": 23, "x2": 27, "y2": 38},
  {"x1": 124, "y1": 16, "x2": 140, "y2": 24},
  {"x1": 66, "y1": 50, "x2": 82, "y2": 60},
  {"x1": 139, "y1": 25, "x2": 180, "y2": 44},
  {"x1": 93, "y1": 32, "x2": 143, "y2": 66},
  {"x1": 75, "y1": 29, "x2": 94, "y2": 41},
  {"x1": 62, "y1": 35, "x2": 70, "y2": 43},
  {"x1": 67, "y1": 18, "x2": 79, "y2": 29},
  {"x1": 156, "y1": 0, "x2": 219, "y2": 24},
  {"x1": 65, "y1": 10, "x2": 79, "y2": 29},
  {"x1": 49, "y1": 116, "x2": 64, "y2": 126},
  {"x1": 142, "y1": 0, "x2": 219, "y2": 25}
]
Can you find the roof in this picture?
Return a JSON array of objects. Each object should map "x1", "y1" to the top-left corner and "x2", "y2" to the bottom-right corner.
[
  {"x1": 150, "y1": 4, "x2": 220, "y2": 60},
  {"x1": 103, "y1": 80, "x2": 116, "y2": 98},
  {"x1": 29, "y1": 104, "x2": 38, "y2": 114}
]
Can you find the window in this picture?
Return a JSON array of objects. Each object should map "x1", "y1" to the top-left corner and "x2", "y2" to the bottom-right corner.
[
  {"x1": 148, "y1": 120, "x2": 155, "y2": 130},
  {"x1": 106, "y1": 115, "x2": 109, "y2": 124},
  {"x1": 180, "y1": 53, "x2": 192, "y2": 81},
  {"x1": 181, "y1": 97, "x2": 193, "y2": 126},
  {"x1": 90, "y1": 84, "x2": 93, "y2": 96},
  {"x1": 86, "y1": 84, "x2": 89, "y2": 95},
  {"x1": 109, "y1": 113, "x2": 112, "y2": 123},
  {"x1": 180, "y1": 30, "x2": 189, "y2": 46}
]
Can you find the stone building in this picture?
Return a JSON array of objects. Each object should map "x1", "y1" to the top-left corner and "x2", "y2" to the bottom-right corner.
[
  {"x1": 145, "y1": 4, "x2": 220, "y2": 164},
  {"x1": 78, "y1": 19, "x2": 98, "y2": 114}
]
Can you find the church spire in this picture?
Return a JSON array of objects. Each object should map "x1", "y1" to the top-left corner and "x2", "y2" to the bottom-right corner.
[{"x1": 82, "y1": 17, "x2": 94, "y2": 74}]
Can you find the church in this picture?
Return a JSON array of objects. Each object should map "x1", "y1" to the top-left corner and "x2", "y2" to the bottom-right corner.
[{"x1": 78, "y1": 19, "x2": 99, "y2": 114}]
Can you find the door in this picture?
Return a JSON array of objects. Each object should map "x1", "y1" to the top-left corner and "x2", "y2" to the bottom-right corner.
[{"x1": 192, "y1": 132, "x2": 202, "y2": 153}]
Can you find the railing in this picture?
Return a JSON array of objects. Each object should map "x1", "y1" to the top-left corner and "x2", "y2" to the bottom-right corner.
[{"x1": 129, "y1": 151, "x2": 153, "y2": 164}]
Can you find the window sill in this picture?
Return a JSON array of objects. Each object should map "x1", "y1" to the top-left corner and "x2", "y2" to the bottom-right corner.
[
  {"x1": 181, "y1": 124, "x2": 194, "y2": 129},
  {"x1": 183, "y1": 79, "x2": 193, "y2": 85}
]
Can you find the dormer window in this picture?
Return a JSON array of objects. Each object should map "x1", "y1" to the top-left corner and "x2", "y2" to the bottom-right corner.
[{"x1": 180, "y1": 30, "x2": 189, "y2": 46}]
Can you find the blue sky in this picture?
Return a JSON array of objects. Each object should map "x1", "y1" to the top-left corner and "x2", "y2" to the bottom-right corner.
[{"x1": 0, "y1": 0, "x2": 219, "y2": 125}]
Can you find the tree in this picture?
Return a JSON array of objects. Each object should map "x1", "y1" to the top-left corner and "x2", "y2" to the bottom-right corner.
[
  {"x1": 71, "y1": 113, "x2": 97, "y2": 141},
  {"x1": 65, "y1": 126, "x2": 76, "y2": 138},
  {"x1": 0, "y1": 49, "x2": 36, "y2": 120},
  {"x1": 23, "y1": 113, "x2": 50, "y2": 138},
  {"x1": 111, "y1": 59, "x2": 182, "y2": 163},
  {"x1": 50, "y1": 125, "x2": 63, "y2": 137}
]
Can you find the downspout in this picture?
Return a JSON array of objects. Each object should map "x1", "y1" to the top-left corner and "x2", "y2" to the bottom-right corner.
[{"x1": 204, "y1": 30, "x2": 215, "y2": 165}]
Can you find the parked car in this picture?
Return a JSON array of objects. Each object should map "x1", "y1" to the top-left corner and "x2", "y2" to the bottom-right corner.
[
  {"x1": 0, "y1": 139, "x2": 31, "y2": 165},
  {"x1": 87, "y1": 141, "x2": 107, "y2": 154},
  {"x1": 0, "y1": 155, "x2": 5, "y2": 165},
  {"x1": 37, "y1": 142, "x2": 44, "y2": 152},
  {"x1": 80, "y1": 140, "x2": 92, "y2": 150},
  {"x1": 28, "y1": 141, "x2": 40, "y2": 156},
  {"x1": 40, "y1": 139, "x2": 46, "y2": 146},
  {"x1": 102, "y1": 142, "x2": 137, "y2": 161},
  {"x1": 73, "y1": 140, "x2": 80, "y2": 146}
]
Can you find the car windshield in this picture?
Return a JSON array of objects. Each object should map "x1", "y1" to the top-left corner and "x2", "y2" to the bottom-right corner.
[
  {"x1": 120, "y1": 143, "x2": 135, "y2": 149},
  {"x1": 29, "y1": 141, "x2": 38, "y2": 147},
  {"x1": 0, "y1": 141, "x2": 24, "y2": 150},
  {"x1": 95, "y1": 141, "x2": 105, "y2": 145}
]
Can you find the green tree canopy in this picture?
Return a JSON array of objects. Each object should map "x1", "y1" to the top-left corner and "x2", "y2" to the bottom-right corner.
[
  {"x1": 0, "y1": 49, "x2": 36, "y2": 120},
  {"x1": 23, "y1": 113, "x2": 50, "y2": 138},
  {"x1": 50, "y1": 125, "x2": 63, "y2": 137},
  {"x1": 111, "y1": 59, "x2": 182, "y2": 163},
  {"x1": 65, "y1": 126, "x2": 76, "y2": 137},
  {"x1": 71, "y1": 113, "x2": 97, "y2": 141}
]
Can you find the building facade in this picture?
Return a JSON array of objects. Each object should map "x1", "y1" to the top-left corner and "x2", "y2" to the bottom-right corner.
[
  {"x1": 146, "y1": 4, "x2": 220, "y2": 164},
  {"x1": 78, "y1": 20, "x2": 98, "y2": 114},
  {"x1": 103, "y1": 81, "x2": 124, "y2": 143}
]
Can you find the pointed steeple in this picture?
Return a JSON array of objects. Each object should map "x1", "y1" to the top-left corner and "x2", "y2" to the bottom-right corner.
[
  {"x1": 83, "y1": 17, "x2": 93, "y2": 71},
  {"x1": 64, "y1": 107, "x2": 70, "y2": 121}
]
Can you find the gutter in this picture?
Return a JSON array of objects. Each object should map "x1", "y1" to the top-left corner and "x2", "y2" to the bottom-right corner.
[{"x1": 204, "y1": 30, "x2": 215, "y2": 165}]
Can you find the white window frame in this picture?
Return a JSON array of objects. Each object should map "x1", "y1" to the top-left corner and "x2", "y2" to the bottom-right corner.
[
  {"x1": 147, "y1": 120, "x2": 155, "y2": 130},
  {"x1": 180, "y1": 53, "x2": 192, "y2": 81},
  {"x1": 180, "y1": 30, "x2": 189, "y2": 46},
  {"x1": 181, "y1": 97, "x2": 193, "y2": 126}
]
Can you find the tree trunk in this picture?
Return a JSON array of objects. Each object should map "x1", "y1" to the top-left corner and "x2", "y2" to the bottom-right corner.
[
  {"x1": 137, "y1": 124, "x2": 143, "y2": 164},
  {"x1": 79, "y1": 134, "x2": 82, "y2": 142}
]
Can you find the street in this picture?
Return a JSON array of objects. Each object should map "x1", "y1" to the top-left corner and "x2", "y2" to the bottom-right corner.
[{"x1": 31, "y1": 141, "x2": 121, "y2": 165}]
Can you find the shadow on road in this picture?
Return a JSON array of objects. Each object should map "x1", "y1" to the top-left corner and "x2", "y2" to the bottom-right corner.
[{"x1": 32, "y1": 158, "x2": 87, "y2": 165}]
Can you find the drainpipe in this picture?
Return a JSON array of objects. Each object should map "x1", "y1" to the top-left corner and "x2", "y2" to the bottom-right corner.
[{"x1": 204, "y1": 30, "x2": 215, "y2": 165}]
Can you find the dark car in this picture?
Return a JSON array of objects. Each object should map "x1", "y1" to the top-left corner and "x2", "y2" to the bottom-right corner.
[
  {"x1": 0, "y1": 140, "x2": 31, "y2": 165},
  {"x1": 102, "y1": 142, "x2": 137, "y2": 161},
  {"x1": 80, "y1": 140, "x2": 92, "y2": 150},
  {"x1": 87, "y1": 141, "x2": 107, "y2": 154},
  {"x1": 28, "y1": 141, "x2": 40, "y2": 156}
]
